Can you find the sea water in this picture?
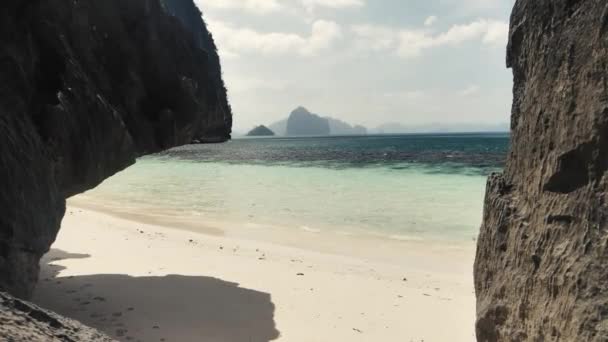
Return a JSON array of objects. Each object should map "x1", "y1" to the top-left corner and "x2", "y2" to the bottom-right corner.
[{"x1": 75, "y1": 133, "x2": 509, "y2": 243}]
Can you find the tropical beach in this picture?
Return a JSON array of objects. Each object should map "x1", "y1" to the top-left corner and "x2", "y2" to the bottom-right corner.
[
  {"x1": 1, "y1": 0, "x2": 605, "y2": 340},
  {"x1": 31, "y1": 134, "x2": 499, "y2": 341},
  {"x1": 34, "y1": 204, "x2": 476, "y2": 342}
]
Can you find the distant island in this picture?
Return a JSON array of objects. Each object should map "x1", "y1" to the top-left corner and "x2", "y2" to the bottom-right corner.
[
  {"x1": 269, "y1": 106, "x2": 367, "y2": 136},
  {"x1": 246, "y1": 125, "x2": 275, "y2": 136},
  {"x1": 286, "y1": 107, "x2": 330, "y2": 136},
  {"x1": 261, "y1": 106, "x2": 509, "y2": 137}
]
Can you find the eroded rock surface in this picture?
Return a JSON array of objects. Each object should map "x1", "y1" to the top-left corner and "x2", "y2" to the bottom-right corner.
[
  {"x1": 475, "y1": 0, "x2": 608, "y2": 341},
  {"x1": 0, "y1": 0, "x2": 231, "y2": 298},
  {"x1": 0, "y1": 291, "x2": 115, "y2": 341}
]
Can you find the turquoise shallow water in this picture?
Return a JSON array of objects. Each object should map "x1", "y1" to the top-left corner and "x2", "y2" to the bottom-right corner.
[{"x1": 78, "y1": 133, "x2": 509, "y2": 242}]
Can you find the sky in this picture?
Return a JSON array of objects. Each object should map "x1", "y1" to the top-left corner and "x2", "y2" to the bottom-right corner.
[{"x1": 194, "y1": 0, "x2": 515, "y2": 133}]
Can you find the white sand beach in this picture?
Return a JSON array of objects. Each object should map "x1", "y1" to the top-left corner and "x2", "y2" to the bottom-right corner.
[{"x1": 32, "y1": 202, "x2": 476, "y2": 342}]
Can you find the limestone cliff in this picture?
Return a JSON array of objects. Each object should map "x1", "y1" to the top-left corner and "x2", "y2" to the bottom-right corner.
[
  {"x1": 0, "y1": 0, "x2": 231, "y2": 299},
  {"x1": 286, "y1": 107, "x2": 330, "y2": 136},
  {"x1": 475, "y1": 0, "x2": 608, "y2": 341}
]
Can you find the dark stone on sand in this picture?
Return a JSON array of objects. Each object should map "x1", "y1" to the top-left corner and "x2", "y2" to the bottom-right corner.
[{"x1": 0, "y1": 291, "x2": 115, "y2": 341}]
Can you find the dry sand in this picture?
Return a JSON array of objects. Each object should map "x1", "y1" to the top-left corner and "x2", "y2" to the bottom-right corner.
[{"x1": 32, "y1": 204, "x2": 476, "y2": 342}]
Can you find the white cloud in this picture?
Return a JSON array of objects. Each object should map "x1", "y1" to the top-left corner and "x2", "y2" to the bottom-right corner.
[
  {"x1": 306, "y1": 20, "x2": 343, "y2": 53},
  {"x1": 395, "y1": 30, "x2": 434, "y2": 58},
  {"x1": 459, "y1": 85, "x2": 480, "y2": 96},
  {"x1": 481, "y1": 20, "x2": 510, "y2": 44},
  {"x1": 301, "y1": 0, "x2": 365, "y2": 11},
  {"x1": 227, "y1": 77, "x2": 289, "y2": 92},
  {"x1": 461, "y1": 0, "x2": 506, "y2": 11},
  {"x1": 352, "y1": 18, "x2": 508, "y2": 58},
  {"x1": 433, "y1": 19, "x2": 507, "y2": 45},
  {"x1": 197, "y1": 0, "x2": 283, "y2": 14},
  {"x1": 351, "y1": 25, "x2": 398, "y2": 51},
  {"x1": 207, "y1": 19, "x2": 342, "y2": 57},
  {"x1": 384, "y1": 90, "x2": 426, "y2": 100},
  {"x1": 197, "y1": 0, "x2": 364, "y2": 14},
  {"x1": 424, "y1": 15, "x2": 438, "y2": 27}
]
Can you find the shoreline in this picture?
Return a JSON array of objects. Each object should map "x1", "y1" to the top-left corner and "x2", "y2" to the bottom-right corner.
[
  {"x1": 69, "y1": 196, "x2": 477, "y2": 269},
  {"x1": 32, "y1": 205, "x2": 476, "y2": 341}
]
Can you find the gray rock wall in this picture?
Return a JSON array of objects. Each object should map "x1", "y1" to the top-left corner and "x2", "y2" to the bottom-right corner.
[
  {"x1": 475, "y1": 0, "x2": 608, "y2": 341},
  {"x1": 0, "y1": 0, "x2": 231, "y2": 298}
]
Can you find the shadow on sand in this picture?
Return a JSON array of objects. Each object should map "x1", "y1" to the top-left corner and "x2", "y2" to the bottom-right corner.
[{"x1": 33, "y1": 249, "x2": 280, "y2": 342}]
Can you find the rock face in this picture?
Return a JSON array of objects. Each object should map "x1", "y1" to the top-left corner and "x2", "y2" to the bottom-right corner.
[
  {"x1": 475, "y1": 1, "x2": 608, "y2": 341},
  {"x1": 0, "y1": 0, "x2": 231, "y2": 298},
  {"x1": 160, "y1": 0, "x2": 232, "y2": 141},
  {"x1": 0, "y1": 291, "x2": 115, "y2": 341},
  {"x1": 286, "y1": 107, "x2": 331, "y2": 136},
  {"x1": 247, "y1": 125, "x2": 275, "y2": 136}
]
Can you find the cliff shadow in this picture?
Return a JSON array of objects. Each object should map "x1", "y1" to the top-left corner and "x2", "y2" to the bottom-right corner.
[{"x1": 33, "y1": 249, "x2": 280, "y2": 342}]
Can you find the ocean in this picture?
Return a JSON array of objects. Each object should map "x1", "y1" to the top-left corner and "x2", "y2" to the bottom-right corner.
[{"x1": 74, "y1": 133, "x2": 509, "y2": 244}]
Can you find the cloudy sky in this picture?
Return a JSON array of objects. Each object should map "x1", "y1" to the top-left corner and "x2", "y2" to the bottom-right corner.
[{"x1": 194, "y1": 0, "x2": 515, "y2": 133}]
